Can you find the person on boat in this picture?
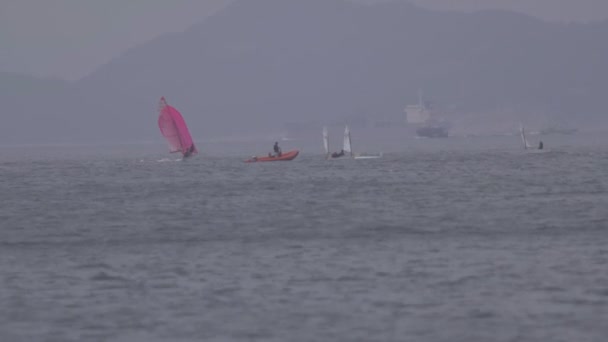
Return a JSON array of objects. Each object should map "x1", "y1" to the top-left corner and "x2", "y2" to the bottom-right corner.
[
  {"x1": 331, "y1": 149, "x2": 345, "y2": 158},
  {"x1": 183, "y1": 145, "x2": 195, "y2": 158},
  {"x1": 538, "y1": 141, "x2": 544, "y2": 150},
  {"x1": 273, "y1": 142, "x2": 282, "y2": 157}
]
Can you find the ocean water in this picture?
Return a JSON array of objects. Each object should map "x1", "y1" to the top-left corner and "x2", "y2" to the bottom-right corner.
[{"x1": 1, "y1": 136, "x2": 608, "y2": 341}]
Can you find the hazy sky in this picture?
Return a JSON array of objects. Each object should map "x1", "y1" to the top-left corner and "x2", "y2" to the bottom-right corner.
[
  {"x1": 2, "y1": 0, "x2": 608, "y2": 80},
  {"x1": 0, "y1": 0, "x2": 226, "y2": 80},
  {"x1": 407, "y1": 0, "x2": 608, "y2": 21}
]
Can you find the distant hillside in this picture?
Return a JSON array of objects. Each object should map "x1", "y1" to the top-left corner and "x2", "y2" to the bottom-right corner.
[{"x1": 4, "y1": 0, "x2": 608, "y2": 143}]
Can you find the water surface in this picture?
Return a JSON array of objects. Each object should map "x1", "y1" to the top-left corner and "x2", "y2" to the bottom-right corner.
[{"x1": 1, "y1": 137, "x2": 608, "y2": 341}]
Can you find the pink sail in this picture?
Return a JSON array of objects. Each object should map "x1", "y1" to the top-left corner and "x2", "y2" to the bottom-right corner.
[{"x1": 157, "y1": 97, "x2": 198, "y2": 157}]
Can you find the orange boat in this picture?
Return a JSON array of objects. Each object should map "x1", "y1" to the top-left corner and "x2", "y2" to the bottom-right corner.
[{"x1": 245, "y1": 150, "x2": 299, "y2": 163}]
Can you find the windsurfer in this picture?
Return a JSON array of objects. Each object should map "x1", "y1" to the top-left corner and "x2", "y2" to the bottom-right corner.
[
  {"x1": 158, "y1": 97, "x2": 197, "y2": 158},
  {"x1": 331, "y1": 149, "x2": 345, "y2": 158},
  {"x1": 538, "y1": 141, "x2": 544, "y2": 150},
  {"x1": 273, "y1": 142, "x2": 282, "y2": 157}
]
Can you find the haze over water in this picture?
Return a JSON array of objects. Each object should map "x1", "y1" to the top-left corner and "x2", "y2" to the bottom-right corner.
[{"x1": 2, "y1": 135, "x2": 608, "y2": 341}]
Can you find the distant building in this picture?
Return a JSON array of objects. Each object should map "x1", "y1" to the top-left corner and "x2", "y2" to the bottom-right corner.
[{"x1": 404, "y1": 91, "x2": 450, "y2": 138}]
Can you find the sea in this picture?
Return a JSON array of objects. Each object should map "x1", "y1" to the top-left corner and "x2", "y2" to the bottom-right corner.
[{"x1": 1, "y1": 133, "x2": 608, "y2": 342}]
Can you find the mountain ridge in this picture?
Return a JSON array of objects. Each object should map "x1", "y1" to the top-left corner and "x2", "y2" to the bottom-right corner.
[{"x1": 4, "y1": 0, "x2": 608, "y2": 143}]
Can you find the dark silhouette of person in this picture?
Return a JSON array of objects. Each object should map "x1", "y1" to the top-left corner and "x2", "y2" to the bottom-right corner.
[
  {"x1": 273, "y1": 142, "x2": 282, "y2": 157},
  {"x1": 331, "y1": 149, "x2": 345, "y2": 158},
  {"x1": 184, "y1": 145, "x2": 195, "y2": 157}
]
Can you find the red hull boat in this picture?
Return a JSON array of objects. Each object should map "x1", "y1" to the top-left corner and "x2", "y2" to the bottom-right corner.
[{"x1": 245, "y1": 150, "x2": 299, "y2": 163}]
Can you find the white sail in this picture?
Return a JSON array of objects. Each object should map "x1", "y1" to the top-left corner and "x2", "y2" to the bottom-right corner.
[
  {"x1": 343, "y1": 125, "x2": 352, "y2": 156},
  {"x1": 322, "y1": 126, "x2": 329, "y2": 157},
  {"x1": 519, "y1": 123, "x2": 533, "y2": 149},
  {"x1": 519, "y1": 124, "x2": 528, "y2": 149}
]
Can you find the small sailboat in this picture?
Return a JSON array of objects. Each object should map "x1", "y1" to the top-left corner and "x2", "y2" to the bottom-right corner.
[
  {"x1": 158, "y1": 97, "x2": 198, "y2": 158},
  {"x1": 347, "y1": 126, "x2": 382, "y2": 159},
  {"x1": 324, "y1": 125, "x2": 382, "y2": 159},
  {"x1": 324, "y1": 125, "x2": 350, "y2": 159},
  {"x1": 520, "y1": 123, "x2": 546, "y2": 152}
]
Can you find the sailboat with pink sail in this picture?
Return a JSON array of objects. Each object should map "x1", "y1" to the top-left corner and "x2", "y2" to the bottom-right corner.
[{"x1": 157, "y1": 97, "x2": 198, "y2": 158}]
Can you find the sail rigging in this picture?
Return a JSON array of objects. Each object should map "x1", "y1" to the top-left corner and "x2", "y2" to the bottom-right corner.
[
  {"x1": 323, "y1": 126, "x2": 329, "y2": 157},
  {"x1": 519, "y1": 123, "x2": 533, "y2": 150},
  {"x1": 157, "y1": 97, "x2": 198, "y2": 157},
  {"x1": 343, "y1": 125, "x2": 352, "y2": 156}
]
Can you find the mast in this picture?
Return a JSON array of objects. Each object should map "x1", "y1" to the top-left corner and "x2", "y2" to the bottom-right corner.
[{"x1": 322, "y1": 126, "x2": 329, "y2": 159}]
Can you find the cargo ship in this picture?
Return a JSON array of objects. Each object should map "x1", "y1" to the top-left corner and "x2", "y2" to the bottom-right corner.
[{"x1": 405, "y1": 91, "x2": 450, "y2": 138}]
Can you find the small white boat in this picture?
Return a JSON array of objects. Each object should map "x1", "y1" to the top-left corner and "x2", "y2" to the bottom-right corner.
[
  {"x1": 347, "y1": 126, "x2": 382, "y2": 159},
  {"x1": 323, "y1": 125, "x2": 383, "y2": 159},
  {"x1": 323, "y1": 125, "x2": 351, "y2": 159},
  {"x1": 354, "y1": 153, "x2": 383, "y2": 160},
  {"x1": 520, "y1": 123, "x2": 548, "y2": 152}
]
